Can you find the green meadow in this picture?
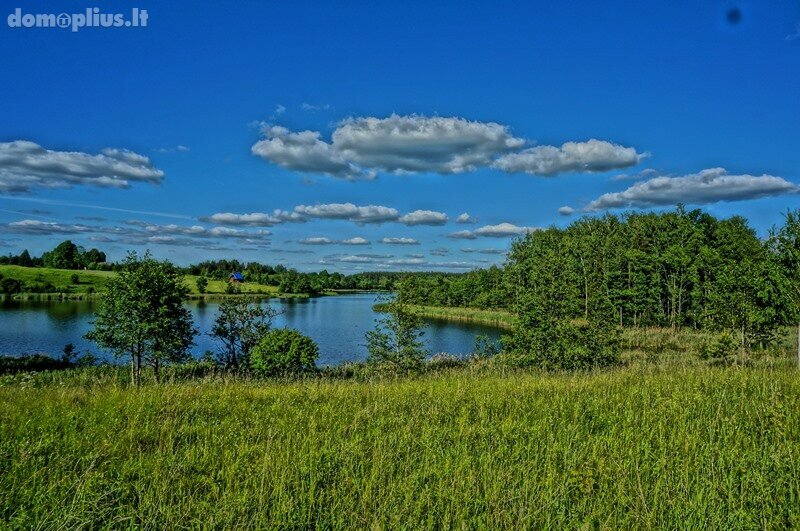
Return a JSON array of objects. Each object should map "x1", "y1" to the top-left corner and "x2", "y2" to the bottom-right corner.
[
  {"x1": 0, "y1": 265, "x2": 285, "y2": 298},
  {"x1": 2, "y1": 360, "x2": 800, "y2": 529}
]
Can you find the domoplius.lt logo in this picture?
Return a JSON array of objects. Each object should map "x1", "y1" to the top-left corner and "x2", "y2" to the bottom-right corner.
[{"x1": 7, "y1": 7, "x2": 149, "y2": 32}]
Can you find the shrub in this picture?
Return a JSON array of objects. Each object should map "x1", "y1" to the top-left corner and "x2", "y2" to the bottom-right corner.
[
  {"x1": 366, "y1": 302, "x2": 427, "y2": 373},
  {"x1": 699, "y1": 331, "x2": 739, "y2": 363},
  {"x1": 473, "y1": 334, "x2": 500, "y2": 358},
  {"x1": 250, "y1": 329, "x2": 319, "y2": 376},
  {"x1": 70, "y1": 274, "x2": 80, "y2": 284},
  {"x1": 502, "y1": 318, "x2": 621, "y2": 371}
]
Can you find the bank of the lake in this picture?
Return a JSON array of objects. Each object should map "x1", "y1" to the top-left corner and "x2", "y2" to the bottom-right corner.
[{"x1": 376, "y1": 302, "x2": 516, "y2": 329}]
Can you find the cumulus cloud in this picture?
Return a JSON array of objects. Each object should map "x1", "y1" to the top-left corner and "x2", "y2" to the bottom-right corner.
[
  {"x1": 430, "y1": 247, "x2": 450, "y2": 256},
  {"x1": 299, "y1": 236, "x2": 370, "y2": 245},
  {"x1": 251, "y1": 125, "x2": 367, "y2": 180},
  {"x1": 0, "y1": 140, "x2": 164, "y2": 193},
  {"x1": 451, "y1": 222, "x2": 536, "y2": 239},
  {"x1": 293, "y1": 203, "x2": 399, "y2": 224},
  {"x1": 398, "y1": 209, "x2": 448, "y2": 226},
  {"x1": 341, "y1": 237, "x2": 370, "y2": 245},
  {"x1": 201, "y1": 210, "x2": 302, "y2": 226},
  {"x1": 456, "y1": 212, "x2": 476, "y2": 224},
  {"x1": 1, "y1": 219, "x2": 271, "y2": 246},
  {"x1": 448, "y1": 230, "x2": 478, "y2": 240},
  {"x1": 494, "y1": 139, "x2": 644, "y2": 176},
  {"x1": 381, "y1": 237, "x2": 419, "y2": 245},
  {"x1": 331, "y1": 114, "x2": 524, "y2": 174},
  {"x1": 4, "y1": 219, "x2": 92, "y2": 235},
  {"x1": 558, "y1": 206, "x2": 575, "y2": 216},
  {"x1": 299, "y1": 237, "x2": 335, "y2": 245},
  {"x1": 584, "y1": 168, "x2": 799, "y2": 211}
]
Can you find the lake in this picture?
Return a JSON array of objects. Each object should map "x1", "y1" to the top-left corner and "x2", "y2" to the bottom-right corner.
[{"x1": 0, "y1": 293, "x2": 502, "y2": 366}]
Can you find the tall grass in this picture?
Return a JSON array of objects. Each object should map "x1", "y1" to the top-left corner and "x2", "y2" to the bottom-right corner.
[{"x1": 2, "y1": 363, "x2": 800, "y2": 528}]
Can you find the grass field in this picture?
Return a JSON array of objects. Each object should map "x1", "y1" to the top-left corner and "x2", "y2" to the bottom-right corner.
[
  {"x1": 0, "y1": 265, "x2": 289, "y2": 298},
  {"x1": 2, "y1": 363, "x2": 800, "y2": 528},
  {"x1": 376, "y1": 302, "x2": 516, "y2": 329}
]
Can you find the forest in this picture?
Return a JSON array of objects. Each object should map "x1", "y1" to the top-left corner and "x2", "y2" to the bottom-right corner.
[{"x1": 398, "y1": 207, "x2": 800, "y2": 350}]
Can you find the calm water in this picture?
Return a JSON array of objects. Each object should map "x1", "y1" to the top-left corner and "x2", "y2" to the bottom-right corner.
[{"x1": 0, "y1": 293, "x2": 501, "y2": 366}]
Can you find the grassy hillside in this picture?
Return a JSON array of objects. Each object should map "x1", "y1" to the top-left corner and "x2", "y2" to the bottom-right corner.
[
  {"x1": 0, "y1": 265, "x2": 115, "y2": 295},
  {"x1": 1, "y1": 364, "x2": 800, "y2": 528}
]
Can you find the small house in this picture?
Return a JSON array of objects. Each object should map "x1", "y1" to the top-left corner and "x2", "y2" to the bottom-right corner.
[{"x1": 229, "y1": 272, "x2": 244, "y2": 283}]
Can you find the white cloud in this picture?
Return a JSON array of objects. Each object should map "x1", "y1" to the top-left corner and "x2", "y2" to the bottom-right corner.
[
  {"x1": 299, "y1": 237, "x2": 335, "y2": 245},
  {"x1": 341, "y1": 237, "x2": 370, "y2": 245},
  {"x1": 584, "y1": 168, "x2": 799, "y2": 211},
  {"x1": 558, "y1": 206, "x2": 575, "y2": 216},
  {"x1": 200, "y1": 210, "x2": 302, "y2": 226},
  {"x1": 299, "y1": 236, "x2": 370, "y2": 245},
  {"x1": 274, "y1": 104, "x2": 286, "y2": 115},
  {"x1": 451, "y1": 222, "x2": 536, "y2": 239},
  {"x1": 5, "y1": 219, "x2": 92, "y2": 235},
  {"x1": 331, "y1": 114, "x2": 524, "y2": 174},
  {"x1": 0, "y1": 140, "x2": 164, "y2": 193},
  {"x1": 456, "y1": 212, "x2": 476, "y2": 224},
  {"x1": 294, "y1": 203, "x2": 399, "y2": 224},
  {"x1": 494, "y1": 139, "x2": 644, "y2": 176},
  {"x1": 398, "y1": 209, "x2": 448, "y2": 226},
  {"x1": 474, "y1": 223, "x2": 536, "y2": 237},
  {"x1": 251, "y1": 125, "x2": 367, "y2": 180},
  {"x1": 448, "y1": 230, "x2": 478, "y2": 240},
  {"x1": 381, "y1": 237, "x2": 419, "y2": 245}
]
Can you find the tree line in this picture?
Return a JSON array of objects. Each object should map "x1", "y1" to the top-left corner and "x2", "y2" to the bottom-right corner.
[{"x1": 398, "y1": 207, "x2": 800, "y2": 352}]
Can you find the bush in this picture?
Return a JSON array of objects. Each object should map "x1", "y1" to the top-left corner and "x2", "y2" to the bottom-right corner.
[
  {"x1": 70, "y1": 274, "x2": 80, "y2": 284},
  {"x1": 250, "y1": 329, "x2": 319, "y2": 376},
  {"x1": 699, "y1": 331, "x2": 739, "y2": 363},
  {"x1": 502, "y1": 318, "x2": 621, "y2": 371}
]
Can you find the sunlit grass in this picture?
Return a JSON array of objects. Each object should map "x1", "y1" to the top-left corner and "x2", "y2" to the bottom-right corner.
[{"x1": 2, "y1": 363, "x2": 800, "y2": 528}]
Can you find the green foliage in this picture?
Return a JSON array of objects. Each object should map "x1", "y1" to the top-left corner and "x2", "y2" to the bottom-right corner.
[
  {"x1": 195, "y1": 276, "x2": 208, "y2": 294},
  {"x1": 699, "y1": 331, "x2": 740, "y2": 363},
  {"x1": 70, "y1": 274, "x2": 80, "y2": 284},
  {"x1": 210, "y1": 298, "x2": 280, "y2": 368},
  {"x1": 250, "y1": 328, "x2": 319, "y2": 376},
  {"x1": 472, "y1": 334, "x2": 500, "y2": 358},
  {"x1": 366, "y1": 301, "x2": 427, "y2": 372},
  {"x1": 86, "y1": 252, "x2": 196, "y2": 384},
  {"x1": 398, "y1": 208, "x2": 798, "y2": 353}
]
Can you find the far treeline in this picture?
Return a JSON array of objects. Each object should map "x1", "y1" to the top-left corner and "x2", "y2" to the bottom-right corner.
[
  {"x1": 398, "y1": 207, "x2": 800, "y2": 364},
  {"x1": 0, "y1": 242, "x2": 428, "y2": 295}
]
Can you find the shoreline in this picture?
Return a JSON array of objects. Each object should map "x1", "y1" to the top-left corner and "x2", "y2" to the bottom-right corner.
[{"x1": 374, "y1": 303, "x2": 515, "y2": 329}]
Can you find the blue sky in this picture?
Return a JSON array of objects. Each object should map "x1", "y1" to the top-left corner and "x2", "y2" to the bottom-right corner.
[{"x1": 1, "y1": 0, "x2": 799, "y2": 271}]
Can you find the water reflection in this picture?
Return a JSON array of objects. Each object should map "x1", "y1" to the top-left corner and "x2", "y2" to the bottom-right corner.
[{"x1": 0, "y1": 294, "x2": 502, "y2": 366}]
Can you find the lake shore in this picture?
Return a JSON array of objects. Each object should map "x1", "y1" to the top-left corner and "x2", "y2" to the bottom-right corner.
[{"x1": 375, "y1": 302, "x2": 516, "y2": 329}]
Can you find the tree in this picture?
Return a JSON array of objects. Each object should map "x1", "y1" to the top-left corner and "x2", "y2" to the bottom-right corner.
[
  {"x1": 42, "y1": 240, "x2": 81, "y2": 269},
  {"x1": 86, "y1": 252, "x2": 196, "y2": 385},
  {"x1": 196, "y1": 276, "x2": 208, "y2": 294},
  {"x1": 250, "y1": 329, "x2": 319, "y2": 376},
  {"x1": 17, "y1": 249, "x2": 33, "y2": 267},
  {"x1": 210, "y1": 297, "x2": 280, "y2": 368},
  {"x1": 768, "y1": 210, "x2": 800, "y2": 363},
  {"x1": 366, "y1": 301, "x2": 427, "y2": 372}
]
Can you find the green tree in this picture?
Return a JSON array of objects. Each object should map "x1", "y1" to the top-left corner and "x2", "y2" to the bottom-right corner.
[
  {"x1": 250, "y1": 329, "x2": 319, "y2": 376},
  {"x1": 768, "y1": 210, "x2": 800, "y2": 362},
  {"x1": 366, "y1": 301, "x2": 427, "y2": 372},
  {"x1": 86, "y1": 252, "x2": 196, "y2": 385},
  {"x1": 196, "y1": 276, "x2": 209, "y2": 294},
  {"x1": 210, "y1": 298, "x2": 280, "y2": 368},
  {"x1": 42, "y1": 240, "x2": 82, "y2": 269}
]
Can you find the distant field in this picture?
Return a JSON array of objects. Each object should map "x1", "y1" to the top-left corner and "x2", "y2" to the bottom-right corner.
[
  {"x1": 0, "y1": 266, "x2": 286, "y2": 298},
  {"x1": 2, "y1": 364, "x2": 800, "y2": 528},
  {"x1": 0, "y1": 265, "x2": 115, "y2": 295}
]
